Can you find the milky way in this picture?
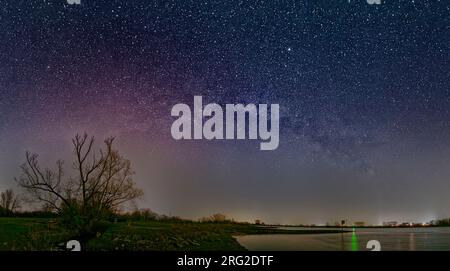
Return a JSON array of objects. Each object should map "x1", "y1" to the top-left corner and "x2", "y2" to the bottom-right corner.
[{"x1": 0, "y1": 0, "x2": 449, "y2": 224}]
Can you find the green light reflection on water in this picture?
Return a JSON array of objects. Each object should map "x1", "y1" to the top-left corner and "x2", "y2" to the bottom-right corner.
[{"x1": 351, "y1": 228, "x2": 359, "y2": 251}]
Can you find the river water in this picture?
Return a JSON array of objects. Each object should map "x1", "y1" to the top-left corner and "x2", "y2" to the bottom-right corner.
[{"x1": 236, "y1": 227, "x2": 450, "y2": 251}]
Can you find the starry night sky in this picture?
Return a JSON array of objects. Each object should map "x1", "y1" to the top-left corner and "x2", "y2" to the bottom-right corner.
[{"x1": 0, "y1": 0, "x2": 449, "y2": 224}]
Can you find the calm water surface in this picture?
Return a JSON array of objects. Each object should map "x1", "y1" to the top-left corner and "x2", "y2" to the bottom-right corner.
[{"x1": 236, "y1": 227, "x2": 450, "y2": 251}]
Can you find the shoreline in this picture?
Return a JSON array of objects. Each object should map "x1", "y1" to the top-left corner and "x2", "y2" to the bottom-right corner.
[{"x1": 0, "y1": 217, "x2": 348, "y2": 251}]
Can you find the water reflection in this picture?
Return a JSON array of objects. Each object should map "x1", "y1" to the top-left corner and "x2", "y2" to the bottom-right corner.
[
  {"x1": 409, "y1": 232, "x2": 416, "y2": 251},
  {"x1": 351, "y1": 228, "x2": 359, "y2": 251},
  {"x1": 236, "y1": 227, "x2": 450, "y2": 251}
]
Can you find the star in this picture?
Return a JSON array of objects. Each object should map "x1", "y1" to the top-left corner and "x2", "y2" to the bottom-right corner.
[{"x1": 0, "y1": 0, "x2": 448, "y2": 224}]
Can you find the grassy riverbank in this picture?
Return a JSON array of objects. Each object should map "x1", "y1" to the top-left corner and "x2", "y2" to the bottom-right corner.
[{"x1": 0, "y1": 217, "x2": 346, "y2": 251}]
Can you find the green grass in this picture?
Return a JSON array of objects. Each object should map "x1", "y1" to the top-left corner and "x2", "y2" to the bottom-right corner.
[
  {"x1": 0, "y1": 217, "x2": 346, "y2": 251},
  {"x1": 0, "y1": 217, "x2": 74, "y2": 251},
  {"x1": 86, "y1": 221, "x2": 247, "y2": 251}
]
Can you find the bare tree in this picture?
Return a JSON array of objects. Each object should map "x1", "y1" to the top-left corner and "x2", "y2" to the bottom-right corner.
[
  {"x1": 16, "y1": 154, "x2": 68, "y2": 212},
  {"x1": 16, "y1": 133, "x2": 143, "y2": 223},
  {"x1": 0, "y1": 189, "x2": 21, "y2": 213}
]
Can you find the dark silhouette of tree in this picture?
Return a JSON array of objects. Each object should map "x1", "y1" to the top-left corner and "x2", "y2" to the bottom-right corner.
[
  {"x1": 0, "y1": 189, "x2": 21, "y2": 214},
  {"x1": 16, "y1": 133, "x2": 143, "y2": 230}
]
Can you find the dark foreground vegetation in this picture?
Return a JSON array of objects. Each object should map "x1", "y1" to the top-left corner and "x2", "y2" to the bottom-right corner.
[{"x1": 0, "y1": 216, "x2": 345, "y2": 251}]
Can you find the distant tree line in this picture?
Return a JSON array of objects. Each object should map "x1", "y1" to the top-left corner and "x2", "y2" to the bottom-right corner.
[
  {"x1": 431, "y1": 218, "x2": 450, "y2": 226},
  {"x1": 0, "y1": 189, "x2": 21, "y2": 216},
  {"x1": 199, "y1": 213, "x2": 237, "y2": 223}
]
